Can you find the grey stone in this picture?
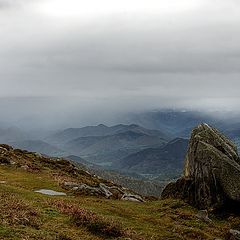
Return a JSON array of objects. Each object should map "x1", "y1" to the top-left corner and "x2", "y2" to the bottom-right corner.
[
  {"x1": 196, "y1": 210, "x2": 212, "y2": 223},
  {"x1": 99, "y1": 183, "x2": 113, "y2": 198},
  {"x1": 62, "y1": 181, "x2": 143, "y2": 201},
  {"x1": 63, "y1": 182, "x2": 79, "y2": 189},
  {"x1": 35, "y1": 189, "x2": 66, "y2": 196},
  {"x1": 121, "y1": 193, "x2": 144, "y2": 202},
  {"x1": 229, "y1": 229, "x2": 240, "y2": 240},
  {"x1": 162, "y1": 123, "x2": 240, "y2": 210}
]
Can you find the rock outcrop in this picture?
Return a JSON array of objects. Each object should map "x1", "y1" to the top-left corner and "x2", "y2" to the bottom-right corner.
[
  {"x1": 162, "y1": 123, "x2": 240, "y2": 210},
  {"x1": 62, "y1": 181, "x2": 144, "y2": 202}
]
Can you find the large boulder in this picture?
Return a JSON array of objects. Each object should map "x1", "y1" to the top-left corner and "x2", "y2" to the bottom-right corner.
[{"x1": 162, "y1": 123, "x2": 240, "y2": 210}]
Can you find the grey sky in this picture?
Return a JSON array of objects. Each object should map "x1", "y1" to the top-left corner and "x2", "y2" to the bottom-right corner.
[{"x1": 0, "y1": 0, "x2": 240, "y2": 128}]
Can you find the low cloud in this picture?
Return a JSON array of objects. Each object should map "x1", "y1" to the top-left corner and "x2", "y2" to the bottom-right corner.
[{"x1": 0, "y1": 0, "x2": 240, "y2": 128}]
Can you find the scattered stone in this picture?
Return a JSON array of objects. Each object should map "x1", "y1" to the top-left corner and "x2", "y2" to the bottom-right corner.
[
  {"x1": 229, "y1": 229, "x2": 240, "y2": 240},
  {"x1": 21, "y1": 165, "x2": 29, "y2": 170},
  {"x1": 121, "y1": 193, "x2": 144, "y2": 202},
  {"x1": 0, "y1": 181, "x2": 6, "y2": 184},
  {"x1": 0, "y1": 157, "x2": 11, "y2": 164},
  {"x1": 63, "y1": 182, "x2": 79, "y2": 189},
  {"x1": 99, "y1": 183, "x2": 113, "y2": 198},
  {"x1": 196, "y1": 210, "x2": 212, "y2": 223},
  {"x1": 74, "y1": 184, "x2": 103, "y2": 196},
  {"x1": 34, "y1": 152, "x2": 43, "y2": 158},
  {"x1": 0, "y1": 144, "x2": 13, "y2": 152},
  {"x1": 34, "y1": 189, "x2": 66, "y2": 196},
  {"x1": 62, "y1": 181, "x2": 143, "y2": 201}
]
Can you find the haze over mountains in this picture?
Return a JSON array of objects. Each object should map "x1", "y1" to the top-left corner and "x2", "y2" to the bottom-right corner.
[
  {"x1": 129, "y1": 110, "x2": 239, "y2": 137},
  {"x1": 43, "y1": 123, "x2": 168, "y2": 165},
  {"x1": 1, "y1": 110, "x2": 240, "y2": 182},
  {"x1": 114, "y1": 138, "x2": 189, "y2": 179}
]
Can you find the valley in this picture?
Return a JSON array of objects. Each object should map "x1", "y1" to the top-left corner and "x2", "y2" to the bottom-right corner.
[{"x1": 1, "y1": 110, "x2": 240, "y2": 198}]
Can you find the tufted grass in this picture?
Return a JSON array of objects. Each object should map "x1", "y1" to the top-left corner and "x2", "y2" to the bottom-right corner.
[{"x1": 0, "y1": 160, "x2": 239, "y2": 239}]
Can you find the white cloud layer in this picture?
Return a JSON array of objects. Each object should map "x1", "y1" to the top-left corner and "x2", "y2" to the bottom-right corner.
[{"x1": 0, "y1": 0, "x2": 240, "y2": 127}]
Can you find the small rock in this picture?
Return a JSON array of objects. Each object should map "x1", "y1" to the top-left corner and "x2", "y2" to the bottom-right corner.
[
  {"x1": 62, "y1": 181, "x2": 143, "y2": 201},
  {"x1": 99, "y1": 183, "x2": 113, "y2": 198},
  {"x1": 0, "y1": 157, "x2": 11, "y2": 165},
  {"x1": 63, "y1": 182, "x2": 79, "y2": 189},
  {"x1": 229, "y1": 229, "x2": 240, "y2": 240},
  {"x1": 0, "y1": 181, "x2": 6, "y2": 184},
  {"x1": 34, "y1": 152, "x2": 42, "y2": 157},
  {"x1": 121, "y1": 193, "x2": 144, "y2": 202},
  {"x1": 196, "y1": 210, "x2": 212, "y2": 223},
  {"x1": 21, "y1": 165, "x2": 29, "y2": 170},
  {"x1": 79, "y1": 184, "x2": 103, "y2": 196},
  {"x1": 35, "y1": 189, "x2": 66, "y2": 196}
]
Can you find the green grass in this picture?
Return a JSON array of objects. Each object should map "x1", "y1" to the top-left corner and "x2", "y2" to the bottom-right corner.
[{"x1": 0, "y1": 159, "x2": 238, "y2": 239}]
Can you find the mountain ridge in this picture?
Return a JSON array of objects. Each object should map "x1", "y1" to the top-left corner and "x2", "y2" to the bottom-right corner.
[
  {"x1": 114, "y1": 138, "x2": 189, "y2": 178},
  {"x1": 46, "y1": 123, "x2": 169, "y2": 145}
]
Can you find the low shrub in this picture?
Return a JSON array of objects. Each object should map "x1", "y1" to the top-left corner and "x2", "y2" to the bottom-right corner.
[
  {"x1": 0, "y1": 192, "x2": 41, "y2": 228},
  {"x1": 0, "y1": 157, "x2": 11, "y2": 164},
  {"x1": 51, "y1": 200, "x2": 126, "y2": 237}
]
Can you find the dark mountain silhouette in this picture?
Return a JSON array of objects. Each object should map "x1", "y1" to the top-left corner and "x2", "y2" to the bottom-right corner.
[
  {"x1": 65, "y1": 130, "x2": 168, "y2": 163},
  {"x1": 46, "y1": 123, "x2": 169, "y2": 145},
  {"x1": 114, "y1": 138, "x2": 189, "y2": 177}
]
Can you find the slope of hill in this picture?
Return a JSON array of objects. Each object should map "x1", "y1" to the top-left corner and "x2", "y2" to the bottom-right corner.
[
  {"x1": 65, "y1": 154, "x2": 91, "y2": 165},
  {"x1": 10, "y1": 140, "x2": 68, "y2": 157},
  {"x1": 0, "y1": 143, "x2": 238, "y2": 240},
  {"x1": 114, "y1": 138, "x2": 189, "y2": 178},
  {"x1": 89, "y1": 167, "x2": 166, "y2": 197},
  {"x1": 67, "y1": 157, "x2": 166, "y2": 197}
]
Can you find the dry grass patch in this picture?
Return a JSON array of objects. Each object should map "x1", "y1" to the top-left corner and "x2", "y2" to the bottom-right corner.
[
  {"x1": 49, "y1": 199, "x2": 138, "y2": 239},
  {"x1": 0, "y1": 191, "x2": 41, "y2": 228}
]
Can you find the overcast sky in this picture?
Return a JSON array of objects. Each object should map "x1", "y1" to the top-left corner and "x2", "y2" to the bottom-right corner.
[{"x1": 0, "y1": 0, "x2": 240, "y2": 128}]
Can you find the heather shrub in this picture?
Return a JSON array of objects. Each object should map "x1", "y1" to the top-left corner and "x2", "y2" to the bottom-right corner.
[
  {"x1": 0, "y1": 192, "x2": 41, "y2": 228},
  {"x1": 51, "y1": 200, "x2": 126, "y2": 237}
]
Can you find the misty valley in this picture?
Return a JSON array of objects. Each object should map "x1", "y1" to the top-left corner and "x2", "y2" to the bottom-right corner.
[
  {"x1": 1, "y1": 110, "x2": 240, "y2": 239},
  {"x1": 1, "y1": 110, "x2": 240, "y2": 197}
]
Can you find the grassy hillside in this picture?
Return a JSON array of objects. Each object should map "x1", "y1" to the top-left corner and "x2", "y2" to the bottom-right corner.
[{"x1": 0, "y1": 145, "x2": 239, "y2": 239}]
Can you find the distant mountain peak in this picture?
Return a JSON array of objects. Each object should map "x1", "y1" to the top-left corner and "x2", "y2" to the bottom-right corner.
[
  {"x1": 97, "y1": 124, "x2": 107, "y2": 128},
  {"x1": 129, "y1": 124, "x2": 139, "y2": 128}
]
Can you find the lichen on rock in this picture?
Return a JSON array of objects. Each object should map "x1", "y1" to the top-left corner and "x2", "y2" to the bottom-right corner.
[{"x1": 162, "y1": 123, "x2": 240, "y2": 210}]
